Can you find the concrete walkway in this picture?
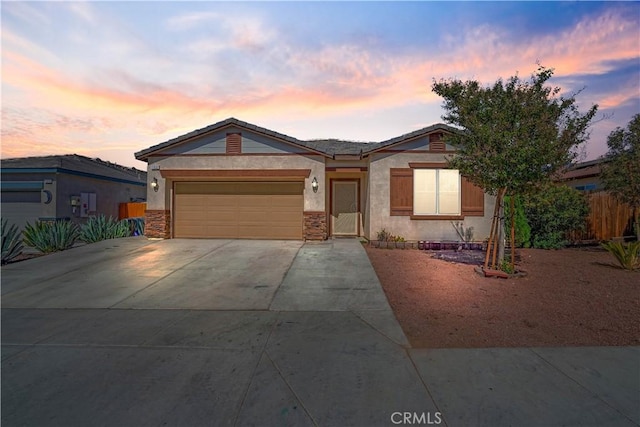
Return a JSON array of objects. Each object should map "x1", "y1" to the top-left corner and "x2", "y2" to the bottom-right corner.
[{"x1": 1, "y1": 238, "x2": 638, "y2": 426}]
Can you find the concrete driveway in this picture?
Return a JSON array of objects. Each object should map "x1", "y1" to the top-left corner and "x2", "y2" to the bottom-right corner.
[{"x1": 2, "y1": 238, "x2": 638, "y2": 426}]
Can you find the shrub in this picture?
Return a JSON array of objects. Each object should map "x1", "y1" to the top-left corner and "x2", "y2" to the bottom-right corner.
[
  {"x1": 452, "y1": 221, "x2": 474, "y2": 242},
  {"x1": 377, "y1": 228, "x2": 392, "y2": 242},
  {"x1": 504, "y1": 195, "x2": 531, "y2": 248},
  {"x1": 601, "y1": 241, "x2": 640, "y2": 271},
  {"x1": 524, "y1": 185, "x2": 589, "y2": 249},
  {"x1": 1, "y1": 219, "x2": 23, "y2": 264},
  {"x1": 376, "y1": 228, "x2": 405, "y2": 242},
  {"x1": 80, "y1": 215, "x2": 130, "y2": 243},
  {"x1": 23, "y1": 220, "x2": 79, "y2": 253}
]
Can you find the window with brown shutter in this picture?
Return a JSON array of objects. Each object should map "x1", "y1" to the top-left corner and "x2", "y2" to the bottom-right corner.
[
  {"x1": 390, "y1": 168, "x2": 413, "y2": 216},
  {"x1": 461, "y1": 176, "x2": 484, "y2": 216},
  {"x1": 226, "y1": 133, "x2": 242, "y2": 154}
]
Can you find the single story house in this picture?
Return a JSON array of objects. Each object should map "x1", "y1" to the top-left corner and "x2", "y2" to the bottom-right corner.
[
  {"x1": 1, "y1": 154, "x2": 147, "y2": 231},
  {"x1": 134, "y1": 118, "x2": 495, "y2": 241},
  {"x1": 557, "y1": 158, "x2": 609, "y2": 192}
]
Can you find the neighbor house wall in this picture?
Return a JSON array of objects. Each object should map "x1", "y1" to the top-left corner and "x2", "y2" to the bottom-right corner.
[
  {"x1": 368, "y1": 151, "x2": 495, "y2": 242},
  {"x1": 56, "y1": 174, "x2": 146, "y2": 223}
]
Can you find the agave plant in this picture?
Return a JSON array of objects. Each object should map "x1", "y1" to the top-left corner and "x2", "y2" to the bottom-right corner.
[
  {"x1": 23, "y1": 220, "x2": 79, "y2": 253},
  {"x1": 1, "y1": 219, "x2": 23, "y2": 264},
  {"x1": 80, "y1": 215, "x2": 131, "y2": 243},
  {"x1": 125, "y1": 217, "x2": 145, "y2": 236},
  {"x1": 601, "y1": 241, "x2": 640, "y2": 271}
]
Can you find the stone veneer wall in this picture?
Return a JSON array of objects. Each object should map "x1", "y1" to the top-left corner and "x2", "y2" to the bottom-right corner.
[
  {"x1": 145, "y1": 210, "x2": 171, "y2": 238},
  {"x1": 303, "y1": 211, "x2": 327, "y2": 240}
]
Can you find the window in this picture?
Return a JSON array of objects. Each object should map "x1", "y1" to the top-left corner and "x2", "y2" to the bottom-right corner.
[
  {"x1": 575, "y1": 184, "x2": 597, "y2": 191},
  {"x1": 389, "y1": 167, "x2": 483, "y2": 218},
  {"x1": 413, "y1": 169, "x2": 460, "y2": 215}
]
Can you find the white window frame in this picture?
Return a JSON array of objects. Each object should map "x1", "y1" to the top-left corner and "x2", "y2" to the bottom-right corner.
[{"x1": 413, "y1": 169, "x2": 461, "y2": 216}]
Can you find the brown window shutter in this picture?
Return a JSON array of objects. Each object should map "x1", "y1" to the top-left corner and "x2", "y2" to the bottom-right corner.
[
  {"x1": 226, "y1": 133, "x2": 241, "y2": 154},
  {"x1": 390, "y1": 168, "x2": 413, "y2": 216},
  {"x1": 461, "y1": 176, "x2": 484, "y2": 216}
]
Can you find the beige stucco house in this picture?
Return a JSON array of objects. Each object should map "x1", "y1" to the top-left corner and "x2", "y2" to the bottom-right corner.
[{"x1": 134, "y1": 118, "x2": 495, "y2": 242}]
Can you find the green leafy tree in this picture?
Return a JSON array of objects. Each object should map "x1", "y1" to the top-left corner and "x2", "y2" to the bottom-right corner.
[
  {"x1": 432, "y1": 65, "x2": 597, "y2": 270},
  {"x1": 600, "y1": 114, "x2": 640, "y2": 240}
]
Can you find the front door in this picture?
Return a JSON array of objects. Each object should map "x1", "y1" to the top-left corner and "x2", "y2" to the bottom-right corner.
[{"x1": 332, "y1": 181, "x2": 359, "y2": 236}]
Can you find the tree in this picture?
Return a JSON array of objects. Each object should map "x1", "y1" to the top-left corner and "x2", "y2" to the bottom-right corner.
[
  {"x1": 432, "y1": 65, "x2": 598, "y2": 271},
  {"x1": 600, "y1": 114, "x2": 640, "y2": 240}
]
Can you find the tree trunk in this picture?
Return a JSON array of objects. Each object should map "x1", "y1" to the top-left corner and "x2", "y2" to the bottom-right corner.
[
  {"x1": 497, "y1": 196, "x2": 505, "y2": 268},
  {"x1": 510, "y1": 196, "x2": 516, "y2": 269},
  {"x1": 485, "y1": 188, "x2": 506, "y2": 270}
]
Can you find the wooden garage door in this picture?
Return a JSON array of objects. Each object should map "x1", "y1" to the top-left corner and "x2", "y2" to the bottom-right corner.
[{"x1": 174, "y1": 182, "x2": 304, "y2": 239}]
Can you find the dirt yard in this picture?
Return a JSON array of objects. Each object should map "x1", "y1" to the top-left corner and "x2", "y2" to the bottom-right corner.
[{"x1": 366, "y1": 246, "x2": 640, "y2": 348}]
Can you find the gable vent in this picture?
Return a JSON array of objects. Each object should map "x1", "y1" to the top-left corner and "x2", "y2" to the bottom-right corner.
[
  {"x1": 226, "y1": 133, "x2": 242, "y2": 154},
  {"x1": 429, "y1": 133, "x2": 445, "y2": 151}
]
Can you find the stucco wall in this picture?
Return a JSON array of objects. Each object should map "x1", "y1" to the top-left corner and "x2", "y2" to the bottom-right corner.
[
  {"x1": 368, "y1": 152, "x2": 495, "y2": 242},
  {"x1": 56, "y1": 174, "x2": 146, "y2": 222},
  {"x1": 146, "y1": 154, "x2": 326, "y2": 212}
]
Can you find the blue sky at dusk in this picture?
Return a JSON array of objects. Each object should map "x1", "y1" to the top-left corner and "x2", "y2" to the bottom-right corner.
[{"x1": 2, "y1": 1, "x2": 639, "y2": 168}]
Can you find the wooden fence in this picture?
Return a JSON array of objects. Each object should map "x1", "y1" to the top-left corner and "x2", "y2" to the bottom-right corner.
[
  {"x1": 568, "y1": 191, "x2": 635, "y2": 242},
  {"x1": 118, "y1": 202, "x2": 147, "y2": 220}
]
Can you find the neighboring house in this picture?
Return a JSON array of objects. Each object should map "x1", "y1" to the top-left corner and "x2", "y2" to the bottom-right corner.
[
  {"x1": 558, "y1": 158, "x2": 609, "y2": 192},
  {"x1": 1, "y1": 155, "x2": 147, "y2": 231},
  {"x1": 134, "y1": 118, "x2": 495, "y2": 241}
]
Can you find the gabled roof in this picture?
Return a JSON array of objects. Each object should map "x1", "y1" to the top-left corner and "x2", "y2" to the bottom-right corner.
[
  {"x1": 364, "y1": 123, "x2": 460, "y2": 154},
  {"x1": 0, "y1": 154, "x2": 146, "y2": 184},
  {"x1": 134, "y1": 117, "x2": 458, "y2": 161},
  {"x1": 134, "y1": 117, "x2": 330, "y2": 161},
  {"x1": 558, "y1": 157, "x2": 610, "y2": 181}
]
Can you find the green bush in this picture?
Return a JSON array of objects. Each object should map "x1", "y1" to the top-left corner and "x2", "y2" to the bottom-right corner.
[
  {"x1": 80, "y1": 215, "x2": 130, "y2": 243},
  {"x1": 504, "y1": 195, "x2": 531, "y2": 248},
  {"x1": 23, "y1": 220, "x2": 79, "y2": 253},
  {"x1": 523, "y1": 185, "x2": 589, "y2": 249},
  {"x1": 376, "y1": 228, "x2": 405, "y2": 242},
  {"x1": 1, "y1": 219, "x2": 23, "y2": 264},
  {"x1": 601, "y1": 241, "x2": 640, "y2": 271}
]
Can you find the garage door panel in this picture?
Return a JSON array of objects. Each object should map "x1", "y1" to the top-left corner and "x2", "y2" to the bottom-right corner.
[{"x1": 174, "y1": 182, "x2": 303, "y2": 239}]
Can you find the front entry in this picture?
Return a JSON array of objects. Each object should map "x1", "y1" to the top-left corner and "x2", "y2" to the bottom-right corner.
[{"x1": 331, "y1": 180, "x2": 359, "y2": 236}]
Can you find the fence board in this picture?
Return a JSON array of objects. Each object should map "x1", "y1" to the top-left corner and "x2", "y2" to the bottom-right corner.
[{"x1": 568, "y1": 191, "x2": 635, "y2": 242}]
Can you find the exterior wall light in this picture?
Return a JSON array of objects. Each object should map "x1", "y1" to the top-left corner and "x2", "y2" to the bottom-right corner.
[
  {"x1": 312, "y1": 177, "x2": 319, "y2": 193},
  {"x1": 151, "y1": 177, "x2": 159, "y2": 192}
]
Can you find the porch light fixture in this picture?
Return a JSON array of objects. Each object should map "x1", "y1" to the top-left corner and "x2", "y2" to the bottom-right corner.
[
  {"x1": 151, "y1": 177, "x2": 159, "y2": 192},
  {"x1": 312, "y1": 177, "x2": 319, "y2": 193}
]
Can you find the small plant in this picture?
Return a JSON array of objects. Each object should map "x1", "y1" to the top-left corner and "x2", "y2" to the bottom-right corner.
[
  {"x1": 601, "y1": 241, "x2": 640, "y2": 271},
  {"x1": 80, "y1": 215, "x2": 131, "y2": 243},
  {"x1": 500, "y1": 259, "x2": 515, "y2": 274},
  {"x1": 377, "y1": 228, "x2": 392, "y2": 242},
  {"x1": 393, "y1": 235, "x2": 406, "y2": 242},
  {"x1": 452, "y1": 221, "x2": 474, "y2": 243},
  {"x1": 1, "y1": 219, "x2": 23, "y2": 264},
  {"x1": 23, "y1": 220, "x2": 79, "y2": 253}
]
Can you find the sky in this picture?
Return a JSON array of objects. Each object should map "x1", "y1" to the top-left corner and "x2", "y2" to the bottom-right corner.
[{"x1": 2, "y1": 1, "x2": 639, "y2": 169}]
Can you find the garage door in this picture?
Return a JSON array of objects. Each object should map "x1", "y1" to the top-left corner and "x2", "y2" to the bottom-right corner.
[{"x1": 174, "y1": 182, "x2": 304, "y2": 239}]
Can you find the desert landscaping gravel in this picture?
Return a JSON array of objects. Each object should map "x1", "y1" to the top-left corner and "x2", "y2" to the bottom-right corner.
[{"x1": 366, "y1": 246, "x2": 640, "y2": 348}]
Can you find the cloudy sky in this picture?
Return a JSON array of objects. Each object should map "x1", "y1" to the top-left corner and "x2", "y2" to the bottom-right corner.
[{"x1": 2, "y1": 1, "x2": 639, "y2": 169}]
